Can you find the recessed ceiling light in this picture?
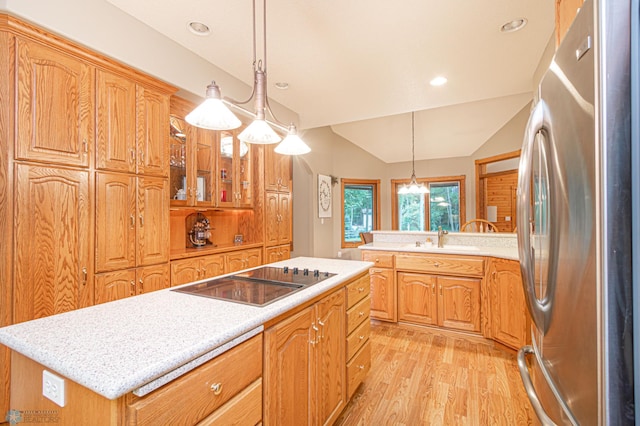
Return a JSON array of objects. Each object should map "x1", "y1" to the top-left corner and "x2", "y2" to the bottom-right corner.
[
  {"x1": 500, "y1": 18, "x2": 527, "y2": 33},
  {"x1": 430, "y1": 76, "x2": 448, "y2": 87},
  {"x1": 274, "y1": 82, "x2": 289, "y2": 90},
  {"x1": 188, "y1": 21, "x2": 211, "y2": 36}
]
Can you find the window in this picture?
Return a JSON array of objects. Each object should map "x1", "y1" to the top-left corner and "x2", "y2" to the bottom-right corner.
[
  {"x1": 341, "y1": 179, "x2": 380, "y2": 248},
  {"x1": 392, "y1": 175, "x2": 466, "y2": 232}
]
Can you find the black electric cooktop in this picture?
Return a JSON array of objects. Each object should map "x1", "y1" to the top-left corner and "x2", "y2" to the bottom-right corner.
[{"x1": 172, "y1": 266, "x2": 336, "y2": 307}]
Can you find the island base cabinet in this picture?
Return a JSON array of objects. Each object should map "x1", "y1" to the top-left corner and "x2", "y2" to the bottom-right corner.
[
  {"x1": 8, "y1": 334, "x2": 263, "y2": 426},
  {"x1": 264, "y1": 289, "x2": 346, "y2": 426}
]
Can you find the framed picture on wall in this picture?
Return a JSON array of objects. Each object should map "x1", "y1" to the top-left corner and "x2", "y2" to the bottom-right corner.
[{"x1": 318, "y1": 174, "x2": 332, "y2": 218}]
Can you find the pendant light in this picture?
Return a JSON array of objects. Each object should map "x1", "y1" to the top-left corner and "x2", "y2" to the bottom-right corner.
[
  {"x1": 187, "y1": 0, "x2": 310, "y2": 155},
  {"x1": 398, "y1": 112, "x2": 429, "y2": 194}
]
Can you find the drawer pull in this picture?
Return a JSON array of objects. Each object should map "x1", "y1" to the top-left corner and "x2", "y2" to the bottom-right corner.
[
  {"x1": 357, "y1": 287, "x2": 365, "y2": 292},
  {"x1": 210, "y1": 383, "x2": 223, "y2": 395},
  {"x1": 359, "y1": 335, "x2": 365, "y2": 341},
  {"x1": 358, "y1": 364, "x2": 365, "y2": 370},
  {"x1": 434, "y1": 262, "x2": 440, "y2": 267},
  {"x1": 358, "y1": 311, "x2": 365, "y2": 317}
]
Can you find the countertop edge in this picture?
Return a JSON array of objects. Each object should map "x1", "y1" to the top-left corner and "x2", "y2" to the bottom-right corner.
[{"x1": 0, "y1": 258, "x2": 373, "y2": 400}]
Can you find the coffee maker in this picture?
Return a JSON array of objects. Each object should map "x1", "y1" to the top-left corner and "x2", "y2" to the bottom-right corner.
[{"x1": 185, "y1": 212, "x2": 214, "y2": 248}]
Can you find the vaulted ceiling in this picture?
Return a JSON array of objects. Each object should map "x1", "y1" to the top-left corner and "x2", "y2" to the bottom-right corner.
[{"x1": 106, "y1": 0, "x2": 555, "y2": 162}]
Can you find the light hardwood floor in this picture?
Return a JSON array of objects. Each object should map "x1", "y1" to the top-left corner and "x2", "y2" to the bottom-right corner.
[{"x1": 335, "y1": 321, "x2": 537, "y2": 425}]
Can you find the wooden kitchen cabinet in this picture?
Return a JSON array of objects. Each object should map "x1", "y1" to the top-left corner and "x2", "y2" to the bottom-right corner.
[
  {"x1": 15, "y1": 37, "x2": 93, "y2": 167},
  {"x1": 95, "y1": 173, "x2": 169, "y2": 272},
  {"x1": 556, "y1": 0, "x2": 584, "y2": 45},
  {"x1": 396, "y1": 253, "x2": 484, "y2": 334},
  {"x1": 94, "y1": 263, "x2": 169, "y2": 304},
  {"x1": 170, "y1": 253, "x2": 225, "y2": 286},
  {"x1": 168, "y1": 97, "x2": 218, "y2": 206},
  {"x1": 265, "y1": 244, "x2": 291, "y2": 263},
  {"x1": 13, "y1": 164, "x2": 92, "y2": 324},
  {"x1": 96, "y1": 69, "x2": 137, "y2": 173},
  {"x1": 217, "y1": 129, "x2": 253, "y2": 208},
  {"x1": 225, "y1": 248, "x2": 262, "y2": 274},
  {"x1": 264, "y1": 288, "x2": 346, "y2": 426},
  {"x1": 265, "y1": 191, "x2": 291, "y2": 246},
  {"x1": 345, "y1": 273, "x2": 371, "y2": 399},
  {"x1": 264, "y1": 144, "x2": 292, "y2": 193},
  {"x1": 136, "y1": 85, "x2": 170, "y2": 177},
  {"x1": 398, "y1": 272, "x2": 481, "y2": 333},
  {"x1": 361, "y1": 250, "x2": 396, "y2": 321},
  {"x1": 487, "y1": 258, "x2": 530, "y2": 350}
]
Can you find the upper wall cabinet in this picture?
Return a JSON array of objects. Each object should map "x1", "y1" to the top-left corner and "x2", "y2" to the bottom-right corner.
[
  {"x1": 136, "y1": 86, "x2": 170, "y2": 177},
  {"x1": 265, "y1": 145, "x2": 291, "y2": 193},
  {"x1": 15, "y1": 37, "x2": 94, "y2": 167},
  {"x1": 217, "y1": 130, "x2": 254, "y2": 208},
  {"x1": 169, "y1": 113, "x2": 216, "y2": 206},
  {"x1": 96, "y1": 70, "x2": 137, "y2": 173}
]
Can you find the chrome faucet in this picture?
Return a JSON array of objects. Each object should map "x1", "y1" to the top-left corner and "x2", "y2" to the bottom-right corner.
[{"x1": 437, "y1": 226, "x2": 448, "y2": 248}]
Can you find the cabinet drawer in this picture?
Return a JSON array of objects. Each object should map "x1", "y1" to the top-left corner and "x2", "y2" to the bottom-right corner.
[
  {"x1": 396, "y1": 253, "x2": 484, "y2": 277},
  {"x1": 347, "y1": 296, "x2": 370, "y2": 334},
  {"x1": 347, "y1": 340, "x2": 371, "y2": 399},
  {"x1": 128, "y1": 334, "x2": 262, "y2": 425},
  {"x1": 198, "y1": 378, "x2": 262, "y2": 425},
  {"x1": 347, "y1": 319, "x2": 370, "y2": 361},
  {"x1": 346, "y1": 274, "x2": 371, "y2": 309},
  {"x1": 361, "y1": 251, "x2": 394, "y2": 268}
]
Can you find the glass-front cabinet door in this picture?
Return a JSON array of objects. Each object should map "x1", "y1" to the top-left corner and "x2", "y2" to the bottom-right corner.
[
  {"x1": 216, "y1": 130, "x2": 253, "y2": 208},
  {"x1": 169, "y1": 115, "x2": 215, "y2": 207},
  {"x1": 169, "y1": 115, "x2": 188, "y2": 205},
  {"x1": 218, "y1": 131, "x2": 235, "y2": 207},
  {"x1": 194, "y1": 127, "x2": 214, "y2": 206}
]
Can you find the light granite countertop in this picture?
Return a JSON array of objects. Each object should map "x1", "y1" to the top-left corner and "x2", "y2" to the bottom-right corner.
[
  {"x1": 359, "y1": 230, "x2": 520, "y2": 261},
  {"x1": 0, "y1": 257, "x2": 372, "y2": 400}
]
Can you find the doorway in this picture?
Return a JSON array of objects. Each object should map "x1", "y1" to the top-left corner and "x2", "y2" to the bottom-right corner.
[{"x1": 475, "y1": 150, "x2": 520, "y2": 232}]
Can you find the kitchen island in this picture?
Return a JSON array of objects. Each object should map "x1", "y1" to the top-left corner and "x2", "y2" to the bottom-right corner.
[{"x1": 0, "y1": 257, "x2": 373, "y2": 425}]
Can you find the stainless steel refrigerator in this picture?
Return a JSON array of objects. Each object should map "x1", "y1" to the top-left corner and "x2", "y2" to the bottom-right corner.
[{"x1": 516, "y1": 0, "x2": 635, "y2": 424}]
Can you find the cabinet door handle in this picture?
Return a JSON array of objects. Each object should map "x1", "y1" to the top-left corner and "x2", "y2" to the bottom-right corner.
[
  {"x1": 210, "y1": 383, "x2": 223, "y2": 395},
  {"x1": 130, "y1": 214, "x2": 135, "y2": 228},
  {"x1": 139, "y1": 278, "x2": 144, "y2": 293},
  {"x1": 432, "y1": 283, "x2": 435, "y2": 294},
  {"x1": 130, "y1": 149, "x2": 135, "y2": 164},
  {"x1": 139, "y1": 214, "x2": 144, "y2": 227},
  {"x1": 81, "y1": 267, "x2": 87, "y2": 285},
  {"x1": 310, "y1": 322, "x2": 317, "y2": 345},
  {"x1": 358, "y1": 364, "x2": 365, "y2": 370},
  {"x1": 130, "y1": 280, "x2": 136, "y2": 296},
  {"x1": 82, "y1": 138, "x2": 88, "y2": 153},
  {"x1": 139, "y1": 150, "x2": 144, "y2": 164},
  {"x1": 358, "y1": 311, "x2": 365, "y2": 317},
  {"x1": 439, "y1": 285, "x2": 443, "y2": 296},
  {"x1": 202, "y1": 267, "x2": 207, "y2": 277}
]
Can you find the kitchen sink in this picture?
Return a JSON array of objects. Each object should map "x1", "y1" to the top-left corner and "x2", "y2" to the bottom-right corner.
[{"x1": 404, "y1": 243, "x2": 480, "y2": 251}]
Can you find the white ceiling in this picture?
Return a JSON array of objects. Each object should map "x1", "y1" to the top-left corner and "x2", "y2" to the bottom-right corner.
[{"x1": 106, "y1": 0, "x2": 554, "y2": 162}]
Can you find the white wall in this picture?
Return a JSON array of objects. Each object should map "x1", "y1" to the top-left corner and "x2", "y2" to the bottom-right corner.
[{"x1": 293, "y1": 102, "x2": 532, "y2": 260}]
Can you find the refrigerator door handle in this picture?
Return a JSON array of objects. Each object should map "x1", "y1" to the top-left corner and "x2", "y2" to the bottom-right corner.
[
  {"x1": 517, "y1": 100, "x2": 558, "y2": 333},
  {"x1": 517, "y1": 345, "x2": 558, "y2": 426}
]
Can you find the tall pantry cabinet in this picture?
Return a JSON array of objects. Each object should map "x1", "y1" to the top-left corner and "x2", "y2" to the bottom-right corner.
[{"x1": 0, "y1": 14, "x2": 176, "y2": 417}]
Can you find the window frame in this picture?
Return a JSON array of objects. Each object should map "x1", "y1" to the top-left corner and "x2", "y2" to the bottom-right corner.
[
  {"x1": 391, "y1": 175, "x2": 466, "y2": 231},
  {"x1": 341, "y1": 178, "x2": 381, "y2": 248}
]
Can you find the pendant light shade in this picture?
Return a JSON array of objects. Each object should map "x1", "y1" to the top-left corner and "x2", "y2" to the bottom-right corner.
[
  {"x1": 398, "y1": 112, "x2": 429, "y2": 194},
  {"x1": 185, "y1": 81, "x2": 241, "y2": 130},
  {"x1": 238, "y1": 119, "x2": 282, "y2": 144},
  {"x1": 186, "y1": 0, "x2": 311, "y2": 154},
  {"x1": 275, "y1": 124, "x2": 311, "y2": 155}
]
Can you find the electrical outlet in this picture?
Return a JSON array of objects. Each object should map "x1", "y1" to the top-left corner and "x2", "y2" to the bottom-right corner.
[
  {"x1": 43, "y1": 370, "x2": 66, "y2": 407},
  {"x1": 505, "y1": 216, "x2": 511, "y2": 221}
]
